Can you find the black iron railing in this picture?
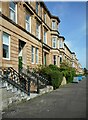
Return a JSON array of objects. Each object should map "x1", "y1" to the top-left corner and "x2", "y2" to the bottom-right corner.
[
  {"x1": 0, "y1": 67, "x2": 30, "y2": 96},
  {"x1": 21, "y1": 68, "x2": 49, "y2": 91}
]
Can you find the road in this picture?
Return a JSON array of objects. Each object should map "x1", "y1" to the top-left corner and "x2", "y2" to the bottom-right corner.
[{"x1": 2, "y1": 78, "x2": 86, "y2": 118}]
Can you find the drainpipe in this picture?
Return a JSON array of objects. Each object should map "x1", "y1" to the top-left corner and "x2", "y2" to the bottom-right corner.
[{"x1": 41, "y1": 24, "x2": 43, "y2": 65}]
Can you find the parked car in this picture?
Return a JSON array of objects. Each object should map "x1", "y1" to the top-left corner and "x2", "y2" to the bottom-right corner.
[
  {"x1": 72, "y1": 77, "x2": 79, "y2": 83},
  {"x1": 78, "y1": 76, "x2": 82, "y2": 81}
]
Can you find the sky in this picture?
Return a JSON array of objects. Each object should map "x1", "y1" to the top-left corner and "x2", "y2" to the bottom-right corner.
[{"x1": 45, "y1": 1, "x2": 86, "y2": 68}]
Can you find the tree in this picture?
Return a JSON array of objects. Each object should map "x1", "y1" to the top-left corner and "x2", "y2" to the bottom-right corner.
[{"x1": 84, "y1": 68, "x2": 88, "y2": 75}]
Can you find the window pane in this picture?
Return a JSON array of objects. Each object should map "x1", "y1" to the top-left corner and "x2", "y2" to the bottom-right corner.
[
  {"x1": 44, "y1": 13, "x2": 46, "y2": 23},
  {"x1": 36, "y1": 2, "x2": 38, "y2": 13},
  {"x1": 52, "y1": 37, "x2": 56, "y2": 48},
  {"x1": 36, "y1": 23, "x2": 39, "y2": 39},
  {"x1": 26, "y1": 22, "x2": 30, "y2": 31},
  {"x1": 44, "y1": 31, "x2": 46, "y2": 43},
  {"x1": 44, "y1": 52, "x2": 46, "y2": 65},
  {"x1": 60, "y1": 41, "x2": 62, "y2": 48},
  {"x1": 36, "y1": 48, "x2": 38, "y2": 63},
  {"x1": 10, "y1": 10, "x2": 15, "y2": 21},
  {"x1": 31, "y1": 46, "x2": 34, "y2": 63},
  {"x1": 26, "y1": 15, "x2": 30, "y2": 21},
  {"x1": 26, "y1": 15, "x2": 30, "y2": 32},
  {"x1": 3, "y1": 33, "x2": 9, "y2": 45},
  {"x1": 60, "y1": 57, "x2": 62, "y2": 63},
  {"x1": 52, "y1": 21, "x2": 56, "y2": 29},
  {"x1": 10, "y1": 2, "x2": 15, "y2": 10},
  {"x1": 3, "y1": 44, "x2": 9, "y2": 58},
  {"x1": 3, "y1": 32, "x2": 10, "y2": 59}
]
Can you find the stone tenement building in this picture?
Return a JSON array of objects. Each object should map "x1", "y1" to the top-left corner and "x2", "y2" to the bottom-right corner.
[{"x1": 0, "y1": 1, "x2": 83, "y2": 74}]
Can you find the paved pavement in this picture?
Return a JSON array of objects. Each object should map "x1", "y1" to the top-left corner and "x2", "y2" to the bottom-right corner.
[{"x1": 2, "y1": 78, "x2": 86, "y2": 118}]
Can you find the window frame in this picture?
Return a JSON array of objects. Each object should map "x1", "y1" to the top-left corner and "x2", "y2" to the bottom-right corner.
[
  {"x1": 59, "y1": 40, "x2": 63, "y2": 48},
  {"x1": 52, "y1": 21, "x2": 56, "y2": 30},
  {"x1": 36, "y1": 2, "x2": 38, "y2": 14},
  {"x1": 36, "y1": 22, "x2": 40, "y2": 39},
  {"x1": 60, "y1": 55, "x2": 62, "y2": 63},
  {"x1": 35, "y1": 48, "x2": 39, "y2": 64},
  {"x1": 25, "y1": 14, "x2": 31, "y2": 33},
  {"x1": 44, "y1": 30, "x2": 47, "y2": 44},
  {"x1": 44, "y1": 13, "x2": 46, "y2": 23},
  {"x1": 9, "y1": 2, "x2": 17, "y2": 23},
  {"x1": 2, "y1": 32, "x2": 10, "y2": 60},
  {"x1": 31, "y1": 46, "x2": 35, "y2": 64},
  {"x1": 52, "y1": 37, "x2": 57, "y2": 48}
]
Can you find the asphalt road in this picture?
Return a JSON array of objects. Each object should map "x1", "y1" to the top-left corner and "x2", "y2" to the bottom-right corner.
[{"x1": 2, "y1": 78, "x2": 86, "y2": 118}]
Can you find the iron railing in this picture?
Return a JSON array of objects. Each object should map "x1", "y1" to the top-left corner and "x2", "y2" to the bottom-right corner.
[
  {"x1": 0, "y1": 67, "x2": 30, "y2": 96},
  {"x1": 21, "y1": 68, "x2": 49, "y2": 91}
]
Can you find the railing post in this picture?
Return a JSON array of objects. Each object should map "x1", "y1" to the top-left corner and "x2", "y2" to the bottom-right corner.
[
  {"x1": 37, "y1": 77, "x2": 39, "y2": 94},
  {"x1": 28, "y1": 78, "x2": 30, "y2": 96}
]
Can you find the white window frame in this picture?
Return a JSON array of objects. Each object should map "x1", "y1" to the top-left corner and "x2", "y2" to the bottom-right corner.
[
  {"x1": 44, "y1": 30, "x2": 47, "y2": 44},
  {"x1": 3, "y1": 32, "x2": 10, "y2": 60},
  {"x1": 26, "y1": 14, "x2": 31, "y2": 33},
  {"x1": 31, "y1": 46, "x2": 35, "y2": 64},
  {"x1": 36, "y1": 22, "x2": 40, "y2": 39},
  {"x1": 52, "y1": 21, "x2": 56, "y2": 30},
  {"x1": 35, "y1": 48, "x2": 39, "y2": 64},
  {"x1": 9, "y1": 2, "x2": 17, "y2": 23},
  {"x1": 52, "y1": 37, "x2": 56, "y2": 48}
]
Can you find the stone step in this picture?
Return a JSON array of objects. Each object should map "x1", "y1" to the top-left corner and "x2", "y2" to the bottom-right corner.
[{"x1": 39, "y1": 85, "x2": 53, "y2": 95}]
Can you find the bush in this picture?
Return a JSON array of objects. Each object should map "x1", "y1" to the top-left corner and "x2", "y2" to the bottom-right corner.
[
  {"x1": 35, "y1": 64, "x2": 63, "y2": 89},
  {"x1": 49, "y1": 64, "x2": 59, "y2": 71},
  {"x1": 60, "y1": 61, "x2": 76, "y2": 83},
  {"x1": 51, "y1": 71, "x2": 63, "y2": 89}
]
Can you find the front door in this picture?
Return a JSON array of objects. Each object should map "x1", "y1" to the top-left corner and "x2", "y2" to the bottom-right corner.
[
  {"x1": 18, "y1": 40, "x2": 26, "y2": 72},
  {"x1": 44, "y1": 52, "x2": 47, "y2": 66}
]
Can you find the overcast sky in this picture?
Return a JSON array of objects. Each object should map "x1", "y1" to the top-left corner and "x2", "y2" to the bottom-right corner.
[{"x1": 45, "y1": 1, "x2": 86, "y2": 68}]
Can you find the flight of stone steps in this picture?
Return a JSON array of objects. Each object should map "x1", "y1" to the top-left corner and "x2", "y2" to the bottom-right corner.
[
  {"x1": 0, "y1": 76, "x2": 53, "y2": 111},
  {"x1": 0, "y1": 67, "x2": 53, "y2": 111},
  {"x1": 0, "y1": 78, "x2": 30, "y2": 110}
]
